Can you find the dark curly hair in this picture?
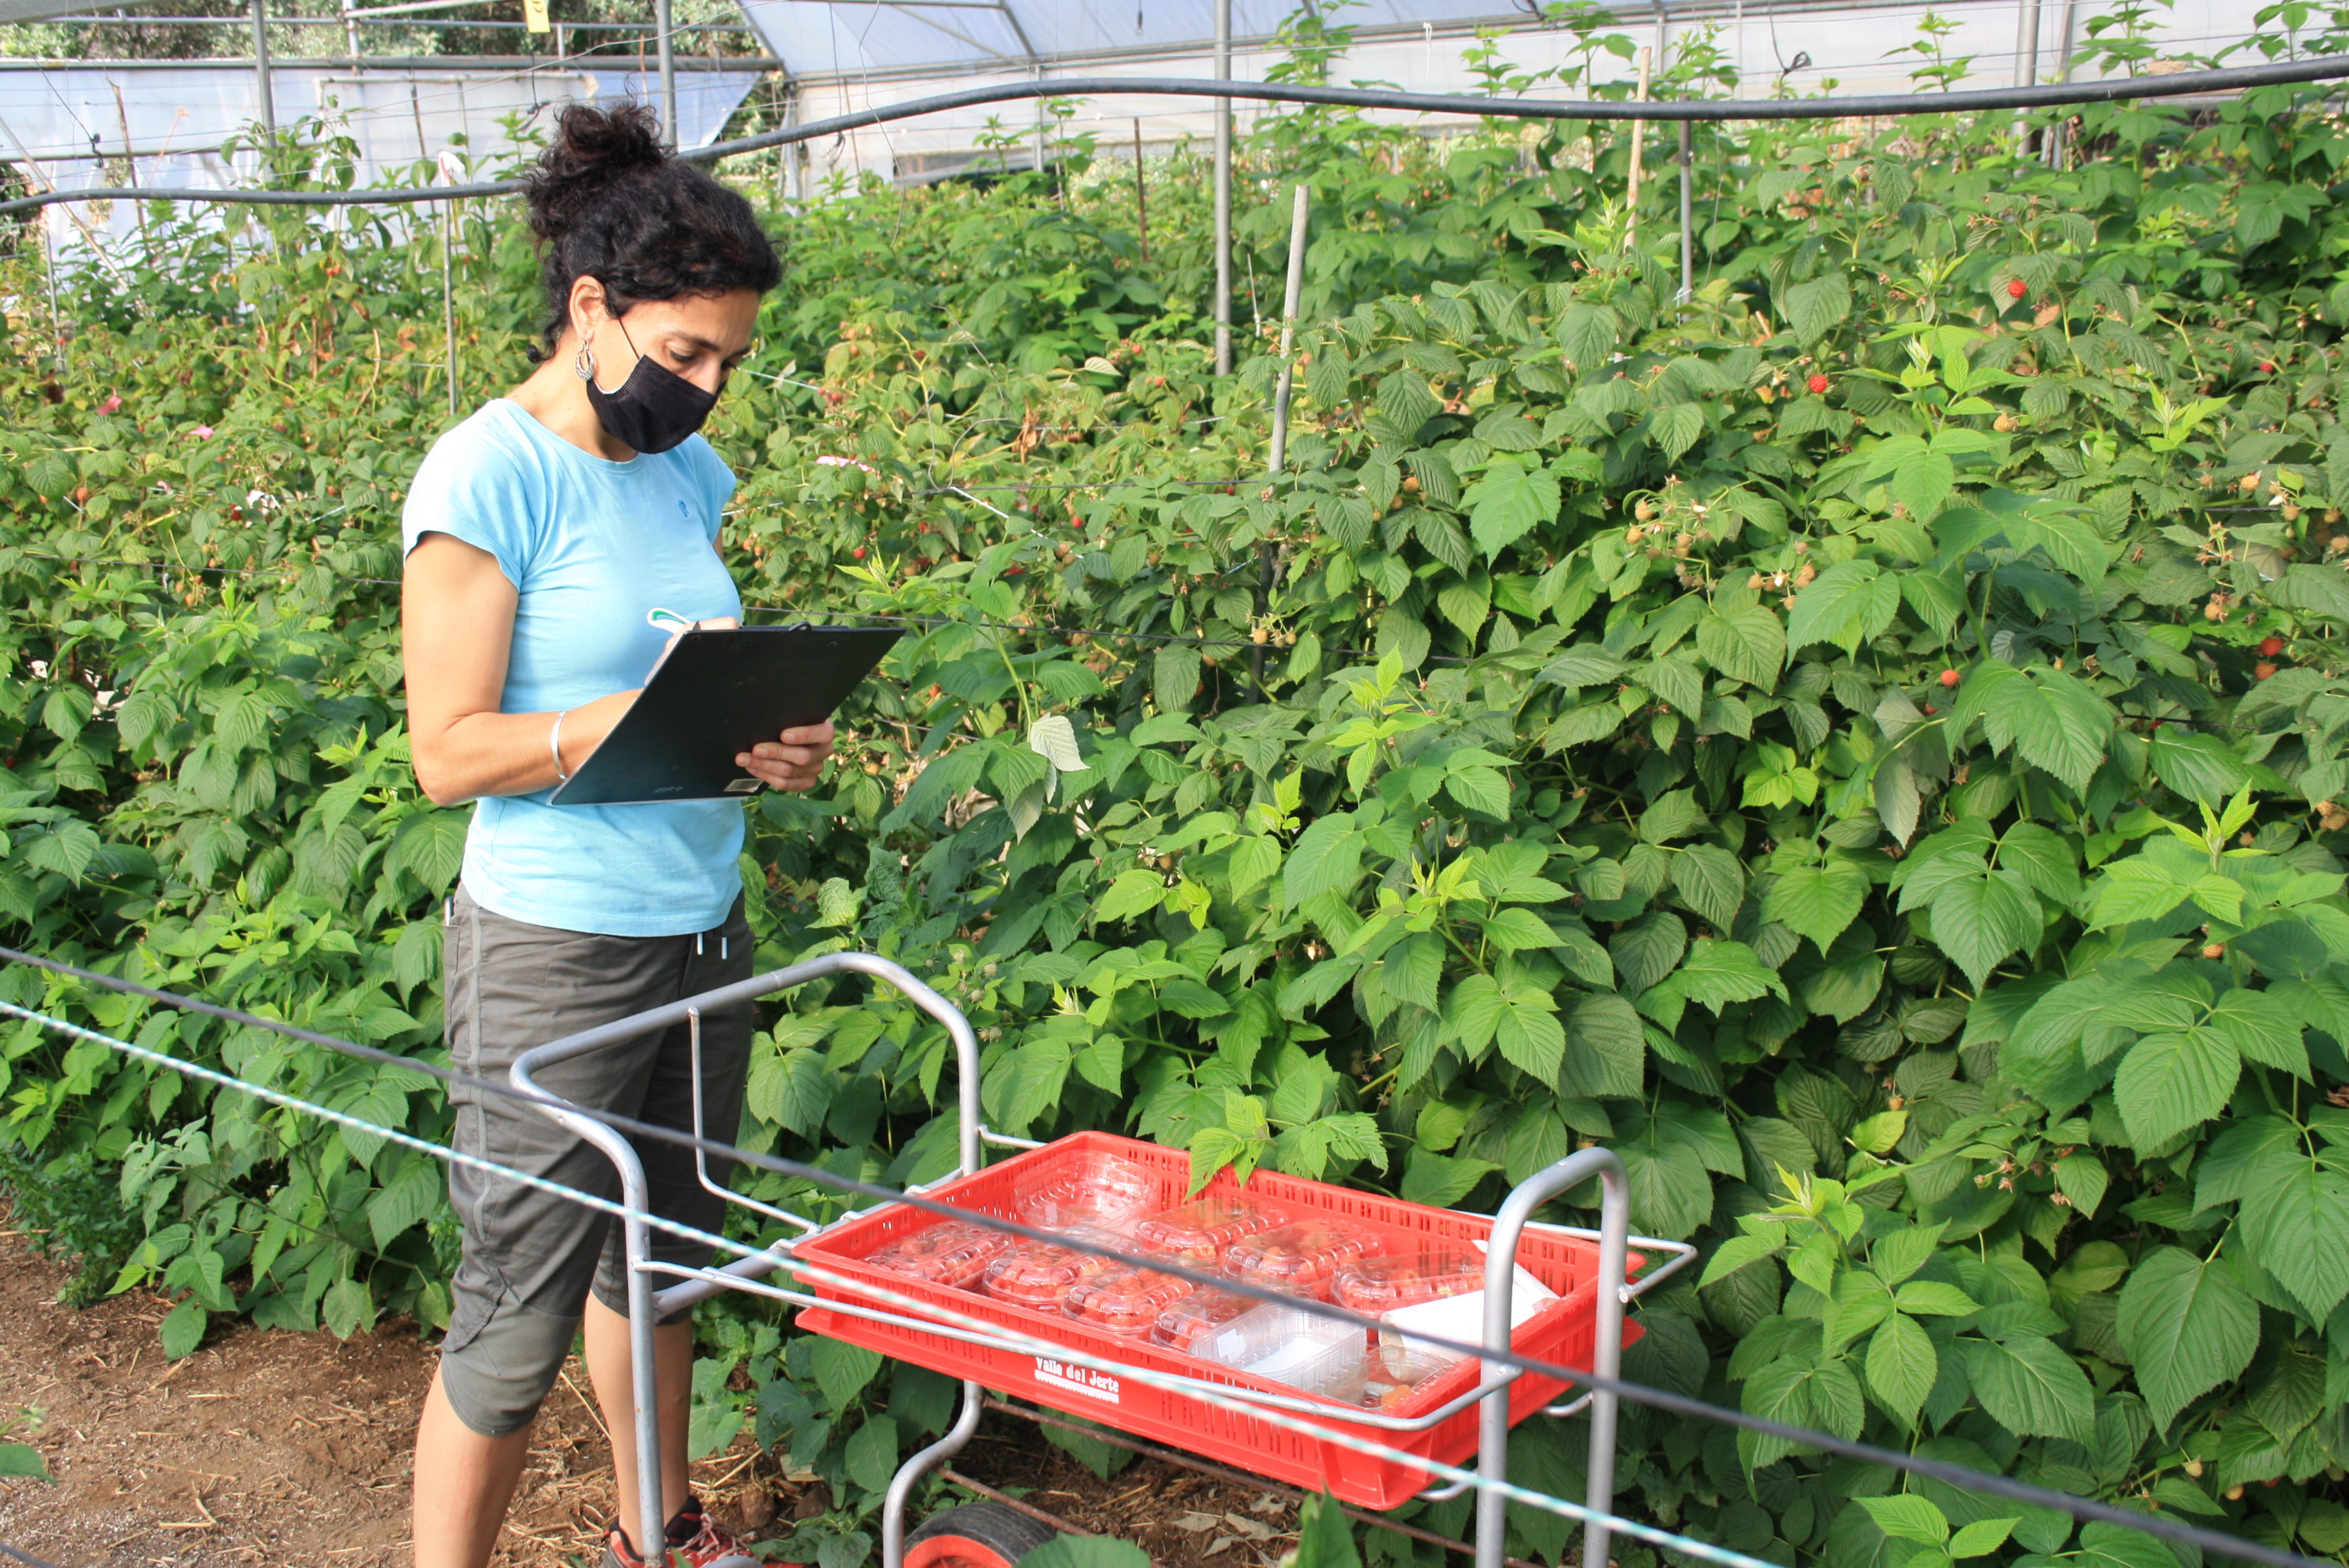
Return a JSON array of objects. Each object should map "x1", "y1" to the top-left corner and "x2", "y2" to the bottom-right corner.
[{"x1": 522, "y1": 101, "x2": 782, "y2": 359}]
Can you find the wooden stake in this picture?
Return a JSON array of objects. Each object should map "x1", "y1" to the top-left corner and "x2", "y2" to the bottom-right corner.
[
  {"x1": 1132, "y1": 118, "x2": 1149, "y2": 264},
  {"x1": 1627, "y1": 46, "x2": 1652, "y2": 250}
]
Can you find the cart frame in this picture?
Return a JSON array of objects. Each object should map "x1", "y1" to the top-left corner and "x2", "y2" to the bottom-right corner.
[{"x1": 511, "y1": 952, "x2": 1694, "y2": 1568}]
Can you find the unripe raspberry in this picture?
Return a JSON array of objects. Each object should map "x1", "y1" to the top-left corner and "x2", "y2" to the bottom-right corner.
[{"x1": 2203, "y1": 942, "x2": 2226, "y2": 960}]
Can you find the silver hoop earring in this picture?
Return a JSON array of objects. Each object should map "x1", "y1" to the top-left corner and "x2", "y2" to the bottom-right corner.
[{"x1": 573, "y1": 343, "x2": 596, "y2": 381}]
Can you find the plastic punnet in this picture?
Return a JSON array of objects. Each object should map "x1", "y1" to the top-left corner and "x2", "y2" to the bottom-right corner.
[
  {"x1": 1225, "y1": 1218, "x2": 1389, "y2": 1299},
  {"x1": 979, "y1": 1226, "x2": 1122, "y2": 1311},
  {"x1": 1132, "y1": 1196, "x2": 1292, "y2": 1268},
  {"x1": 867, "y1": 1219, "x2": 1014, "y2": 1290},
  {"x1": 1014, "y1": 1149, "x2": 1162, "y2": 1233},
  {"x1": 1148, "y1": 1284, "x2": 1261, "y2": 1353},
  {"x1": 1330, "y1": 1245, "x2": 1487, "y2": 1314},
  {"x1": 1065, "y1": 1264, "x2": 1196, "y2": 1336},
  {"x1": 1190, "y1": 1302, "x2": 1366, "y2": 1396}
]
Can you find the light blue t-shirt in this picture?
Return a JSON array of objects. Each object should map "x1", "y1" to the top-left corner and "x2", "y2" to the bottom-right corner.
[{"x1": 401, "y1": 398, "x2": 747, "y2": 937}]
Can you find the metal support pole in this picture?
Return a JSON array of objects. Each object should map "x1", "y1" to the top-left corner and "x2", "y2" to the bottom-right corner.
[
  {"x1": 1212, "y1": 0, "x2": 1232, "y2": 375},
  {"x1": 656, "y1": 0, "x2": 678, "y2": 146},
  {"x1": 884, "y1": 1382, "x2": 985, "y2": 1568},
  {"x1": 1676, "y1": 119, "x2": 1693, "y2": 302},
  {"x1": 1267, "y1": 182, "x2": 1308, "y2": 475},
  {"x1": 1474, "y1": 1149, "x2": 1630, "y2": 1568},
  {"x1": 1625, "y1": 47, "x2": 1651, "y2": 249},
  {"x1": 249, "y1": 0, "x2": 276, "y2": 138},
  {"x1": 2011, "y1": 0, "x2": 2043, "y2": 148}
]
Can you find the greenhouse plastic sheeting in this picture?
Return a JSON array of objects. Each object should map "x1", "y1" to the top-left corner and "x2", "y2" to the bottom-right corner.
[
  {"x1": 752, "y1": 0, "x2": 2267, "y2": 184},
  {"x1": 5, "y1": 62, "x2": 760, "y2": 259}
]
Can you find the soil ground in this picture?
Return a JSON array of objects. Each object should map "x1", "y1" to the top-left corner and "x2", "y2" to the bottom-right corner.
[{"x1": 0, "y1": 1229, "x2": 1302, "y2": 1568}]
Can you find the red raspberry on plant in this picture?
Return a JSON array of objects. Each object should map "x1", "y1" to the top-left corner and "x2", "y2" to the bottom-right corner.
[
  {"x1": 2007, "y1": 279, "x2": 2028, "y2": 299},
  {"x1": 2260, "y1": 636, "x2": 2285, "y2": 656},
  {"x1": 1939, "y1": 669, "x2": 1961, "y2": 687},
  {"x1": 1808, "y1": 374, "x2": 1830, "y2": 395}
]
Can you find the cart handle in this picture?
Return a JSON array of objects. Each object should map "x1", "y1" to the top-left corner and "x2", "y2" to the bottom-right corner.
[{"x1": 511, "y1": 949, "x2": 990, "y2": 1553}]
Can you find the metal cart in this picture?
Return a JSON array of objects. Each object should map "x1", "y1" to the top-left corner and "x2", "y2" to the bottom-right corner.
[{"x1": 513, "y1": 953, "x2": 1695, "y2": 1568}]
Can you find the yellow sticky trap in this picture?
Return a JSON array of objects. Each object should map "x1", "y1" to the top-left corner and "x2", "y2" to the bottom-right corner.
[{"x1": 524, "y1": 0, "x2": 550, "y2": 33}]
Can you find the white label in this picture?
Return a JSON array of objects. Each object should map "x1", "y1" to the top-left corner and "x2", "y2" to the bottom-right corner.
[{"x1": 1034, "y1": 1356, "x2": 1121, "y2": 1405}]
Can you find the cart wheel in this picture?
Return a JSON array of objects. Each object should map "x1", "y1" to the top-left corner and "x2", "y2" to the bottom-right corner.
[{"x1": 906, "y1": 1501, "x2": 1063, "y2": 1568}]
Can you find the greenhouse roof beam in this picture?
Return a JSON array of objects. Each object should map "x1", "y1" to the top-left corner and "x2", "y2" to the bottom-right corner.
[{"x1": 886, "y1": 2, "x2": 1019, "y2": 60}]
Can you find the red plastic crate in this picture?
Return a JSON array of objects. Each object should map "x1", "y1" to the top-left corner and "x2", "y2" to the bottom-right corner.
[{"x1": 793, "y1": 1132, "x2": 1642, "y2": 1510}]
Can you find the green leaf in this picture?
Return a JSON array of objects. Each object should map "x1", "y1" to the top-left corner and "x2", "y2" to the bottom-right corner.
[
  {"x1": 843, "y1": 1413, "x2": 900, "y2": 1491},
  {"x1": 1095, "y1": 868, "x2": 1170, "y2": 922},
  {"x1": 1928, "y1": 871, "x2": 2041, "y2": 989},
  {"x1": 1638, "y1": 788, "x2": 1707, "y2": 845},
  {"x1": 1290, "y1": 1491, "x2": 1363, "y2": 1568},
  {"x1": 1565, "y1": 993, "x2": 1647, "y2": 1098},
  {"x1": 1285, "y1": 813, "x2": 1361, "y2": 903},
  {"x1": 1646, "y1": 938, "x2": 1785, "y2": 1028},
  {"x1": 0, "y1": 1442, "x2": 49, "y2": 1481},
  {"x1": 1979, "y1": 666, "x2": 2112, "y2": 794},
  {"x1": 1154, "y1": 641, "x2": 1201, "y2": 711},
  {"x1": 1787, "y1": 561, "x2": 1896, "y2": 654},
  {"x1": 1446, "y1": 765, "x2": 1512, "y2": 819},
  {"x1": 1671, "y1": 844, "x2": 1747, "y2": 929},
  {"x1": 2113, "y1": 1028, "x2": 2240, "y2": 1151},
  {"x1": 812, "y1": 1339, "x2": 886, "y2": 1412},
  {"x1": 2115, "y1": 1247, "x2": 2259, "y2": 1427},
  {"x1": 2200, "y1": 1117, "x2": 2349, "y2": 1319},
  {"x1": 1495, "y1": 989, "x2": 1567, "y2": 1081},
  {"x1": 1784, "y1": 270, "x2": 1853, "y2": 343},
  {"x1": 1764, "y1": 860, "x2": 1870, "y2": 953},
  {"x1": 1461, "y1": 457, "x2": 1561, "y2": 558},
  {"x1": 1893, "y1": 1281, "x2": 1979, "y2": 1317},
  {"x1": 1859, "y1": 1495, "x2": 1950, "y2": 1545},
  {"x1": 1866, "y1": 1313, "x2": 1938, "y2": 1429},
  {"x1": 1948, "y1": 1520, "x2": 2020, "y2": 1559},
  {"x1": 2074, "y1": 1523, "x2": 2180, "y2": 1568},
  {"x1": 159, "y1": 1298, "x2": 208, "y2": 1360},
  {"x1": 1024, "y1": 1537, "x2": 1154, "y2": 1568},
  {"x1": 1401, "y1": 1148, "x2": 1501, "y2": 1207},
  {"x1": 1697, "y1": 601, "x2": 1788, "y2": 688},
  {"x1": 1957, "y1": 1334, "x2": 2095, "y2": 1442},
  {"x1": 387, "y1": 811, "x2": 467, "y2": 894}
]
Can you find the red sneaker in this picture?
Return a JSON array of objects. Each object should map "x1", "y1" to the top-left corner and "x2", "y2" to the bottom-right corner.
[{"x1": 600, "y1": 1497, "x2": 762, "y2": 1568}]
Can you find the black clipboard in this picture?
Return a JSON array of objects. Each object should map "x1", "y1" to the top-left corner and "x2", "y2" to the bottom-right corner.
[{"x1": 548, "y1": 624, "x2": 903, "y2": 806}]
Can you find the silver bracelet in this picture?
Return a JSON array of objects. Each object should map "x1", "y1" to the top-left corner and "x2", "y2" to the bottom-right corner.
[{"x1": 549, "y1": 709, "x2": 571, "y2": 782}]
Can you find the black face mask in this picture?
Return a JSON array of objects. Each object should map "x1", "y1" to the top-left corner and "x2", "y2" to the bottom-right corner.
[{"x1": 581, "y1": 314, "x2": 719, "y2": 455}]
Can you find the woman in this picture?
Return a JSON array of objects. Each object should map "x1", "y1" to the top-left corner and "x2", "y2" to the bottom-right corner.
[{"x1": 400, "y1": 102, "x2": 827, "y2": 1568}]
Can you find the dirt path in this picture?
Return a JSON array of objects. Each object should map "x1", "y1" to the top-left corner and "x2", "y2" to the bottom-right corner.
[{"x1": 0, "y1": 1230, "x2": 1299, "y2": 1568}]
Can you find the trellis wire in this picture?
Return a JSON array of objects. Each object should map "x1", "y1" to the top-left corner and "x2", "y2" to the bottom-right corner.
[
  {"x1": 3, "y1": 55, "x2": 2346, "y2": 215},
  {"x1": 0, "y1": 946, "x2": 2337, "y2": 1568}
]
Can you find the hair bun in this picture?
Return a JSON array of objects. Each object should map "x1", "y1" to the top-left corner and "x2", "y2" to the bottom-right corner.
[{"x1": 526, "y1": 103, "x2": 667, "y2": 243}]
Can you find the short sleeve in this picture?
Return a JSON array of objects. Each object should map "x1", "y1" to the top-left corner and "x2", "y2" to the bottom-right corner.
[
  {"x1": 684, "y1": 435, "x2": 737, "y2": 545},
  {"x1": 401, "y1": 409, "x2": 546, "y2": 587}
]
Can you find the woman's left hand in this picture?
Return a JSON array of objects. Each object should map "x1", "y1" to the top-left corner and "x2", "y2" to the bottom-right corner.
[{"x1": 737, "y1": 720, "x2": 836, "y2": 792}]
